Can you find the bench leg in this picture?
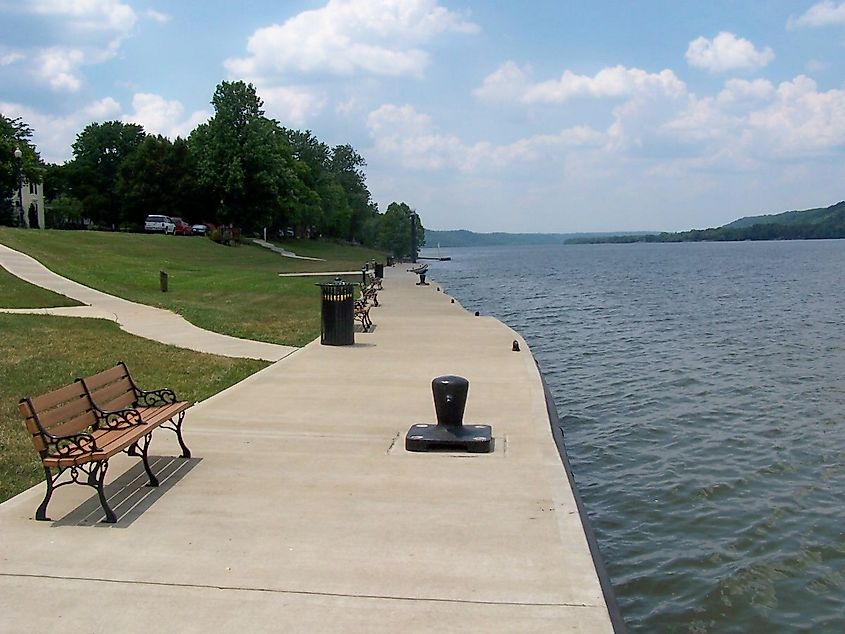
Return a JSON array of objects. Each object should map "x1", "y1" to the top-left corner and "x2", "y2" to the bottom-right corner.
[
  {"x1": 140, "y1": 432, "x2": 160, "y2": 487},
  {"x1": 173, "y1": 411, "x2": 191, "y2": 458},
  {"x1": 94, "y1": 461, "x2": 117, "y2": 523},
  {"x1": 35, "y1": 467, "x2": 55, "y2": 521}
]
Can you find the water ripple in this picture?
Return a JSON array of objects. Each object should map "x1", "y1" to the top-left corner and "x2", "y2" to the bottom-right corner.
[{"x1": 424, "y1": 241, "x2": 845, "y2": 633}]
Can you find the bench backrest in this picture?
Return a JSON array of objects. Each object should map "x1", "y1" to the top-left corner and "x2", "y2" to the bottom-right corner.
[
  {"x1": 19, "y1": 382, "x2": 98, "y2": 454},
  {"x1": 82, "y1": 363, "x2": 137, "y2": 412}
]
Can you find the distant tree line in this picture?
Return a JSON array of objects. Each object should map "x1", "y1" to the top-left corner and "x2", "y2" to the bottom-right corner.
[
  {"x1": 567, "y1": 203, "x2": 845, "y2": 244},
  {"x1": 1, "y1": 81, "x2": 424, "y2": 258}
]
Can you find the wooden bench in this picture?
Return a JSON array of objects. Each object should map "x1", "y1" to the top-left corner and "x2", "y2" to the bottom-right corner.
[
  {"x1": 19, "y1": 362, "x2": 191, "y2": 523},
  {"x1": 354, "y1": 298, "x2": 373, "y2": 331},
  {"x1": 362, "y1": 281, "x2": 380, "y2": 306}
]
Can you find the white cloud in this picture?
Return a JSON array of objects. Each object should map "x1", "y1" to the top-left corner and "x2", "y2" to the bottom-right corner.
[
  {"x1": 374, "y1": 68, "x2": 845, "y2": 186},
  {"x1": 122, "y1": 93, "x2": 210, "y2": 138},
  {"x1": 475, "y1": 62, "x2": 686, "y2": 104},
  {"x1": 1, "y1": 50, "x2": 24, "y2": 65},
  {"x1": 788, "y1": 1, "x2": 845, "y2": 28},
  {"x1": 3, "y1": 0, "x2": 140, "y2": 91},
  {"x1": 685, "y1": 32, "x2": 774, "y2": 73},
  {"x1": 1, "y1": 93, "x2": 212, "y2": 163},
  {"x1": 145, "y1": 9, "x2": 170, "y2": 23},
  {"x1": 747, "y1": 75, "x2": 845, "y2": 155},
  {"x1": 224, "y1": 0, "x2": 478, "y2": 80},
  {"x1": 25, "y1": 0, "x2": 137, "y2": 33},
  {"x1": 663, "y1": 75, "x2": 845, "y2": 169},
  {"x1": 34, "y1": 47, "x2": 86, "y2": 91},
  {"x1": 260, "y1": 86, "x2": 328, "y2": 127},
  {"x1": 85, "y1": 96, "x2": 122, "y2": 119},
  {"x1": 366, "y1": 103, "x2": 602, "y2": 172},
  {"x1": 717, "y1": 78, "x2": 776, "y2": 105},
  {"x1": 0, "y1": 97, "x2": 122, "y2": 163}
]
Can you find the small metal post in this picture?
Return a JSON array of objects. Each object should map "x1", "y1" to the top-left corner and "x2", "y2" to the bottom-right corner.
[{"x1": 160, "y1": 270, "x2": 168, "y2": 292}]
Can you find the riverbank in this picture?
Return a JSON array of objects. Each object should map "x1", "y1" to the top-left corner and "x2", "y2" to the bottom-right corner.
[{"x1": 0, "y1": 265, "x2": 614, "y2": 631}]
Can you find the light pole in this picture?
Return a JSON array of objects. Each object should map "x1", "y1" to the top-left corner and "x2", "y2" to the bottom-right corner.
[
  {"x1": 13, "y1": 146, "x2": 24, "y2": 227},
  {"x1": 410, "y1": 211, "x2": 418, "y2": 263}
]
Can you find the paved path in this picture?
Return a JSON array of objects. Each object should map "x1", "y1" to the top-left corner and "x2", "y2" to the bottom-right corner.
[
  {"x1": 0, "y1": 244, "x2": 295, "y2": 362},
  {"x1": 0, "y1": 265, "x2": 613, "y2": 632},
  {"x1": 252, "y1": 238, "x2": 325, "y2": 261}
]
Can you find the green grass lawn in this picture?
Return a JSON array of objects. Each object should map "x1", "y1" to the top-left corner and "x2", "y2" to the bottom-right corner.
[
  {"x1": 0, "y1": 265, "x2": 83, "y2": 308},
  {"x1": 0, "y1": 228, "x2": 385, "y2": 346},
  {"x1": 0, "y1": 313, "x2": 267, "y2": 503}
]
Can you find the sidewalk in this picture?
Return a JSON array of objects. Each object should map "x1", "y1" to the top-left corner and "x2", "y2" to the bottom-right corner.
[
  {"x1": 0, "y1": 266, "x2": 613, "y2": 632},
  {"x1": 0, "y1": 243, "x2": 295, "y2": 362}
]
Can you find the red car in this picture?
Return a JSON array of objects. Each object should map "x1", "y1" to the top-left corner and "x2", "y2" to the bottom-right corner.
[{"x1": 171, "y1": 217, "x2": 192, "y2": 235}]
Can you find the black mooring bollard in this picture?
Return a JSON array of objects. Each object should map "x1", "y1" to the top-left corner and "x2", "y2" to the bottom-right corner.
[{"x1": 405, "y1": 375, "x2": 493, "y2": 453}]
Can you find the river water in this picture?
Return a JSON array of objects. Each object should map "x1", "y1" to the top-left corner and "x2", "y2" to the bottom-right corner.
[{"x1": 421, "y1": 241, "x2": 845, "y2": 633}]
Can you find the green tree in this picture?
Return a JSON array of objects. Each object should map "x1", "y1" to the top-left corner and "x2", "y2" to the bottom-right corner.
[
  {"x1": 189, "y1": 81, "x2": 293, "y2": 232},
  {"x1": 116, "y1": 135, "x2": 206, "y2": 226},
  {"x1": 377, "y1": 202, "x2": 425, "y2": 259},
  {"x1": 68, "y1": 121, "x2": 145, "y2": 227},
  {"x1": 330, "y1": 143, "x2": 377, "y2": 243},
  {"x1": 1, "y1": 114, "x2": 41, "y2": 226}
]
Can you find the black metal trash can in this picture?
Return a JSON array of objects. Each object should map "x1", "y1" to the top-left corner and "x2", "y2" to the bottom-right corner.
[
  {"x1": 374, "y1": 262, "x2": 384, "y2": 278},
  {"x1": 316, "y1": 278, "x2": 355, "y2": 345}
]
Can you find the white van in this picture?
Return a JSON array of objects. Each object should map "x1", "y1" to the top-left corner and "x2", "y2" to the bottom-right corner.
[{"x1": 144, "y1": 215, "x2": 176, "y2": 234}]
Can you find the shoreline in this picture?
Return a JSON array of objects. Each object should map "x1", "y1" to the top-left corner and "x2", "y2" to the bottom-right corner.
[{"x1": 429, "y1": 266, "x2": 625, "y2": 631}]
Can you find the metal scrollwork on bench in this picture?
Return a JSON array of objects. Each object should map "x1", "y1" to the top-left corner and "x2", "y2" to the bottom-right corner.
[
  {"x1": 98, "y1": 408, "x2": 142, "y2": 429},
  {"x1": 52, "y1": 432, "x2": 97, "y2": 458},
  {"x1": 135, "y1": 388, "x2": 177, "y2": 406}
]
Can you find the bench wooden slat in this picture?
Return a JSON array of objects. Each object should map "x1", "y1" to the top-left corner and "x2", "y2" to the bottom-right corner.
[
  {"x1": 82, "y1": 364, "x2": 130, "y2": 391},
  {"x1": 27, "y1": 394, "x2": 96, "y2": 431},
  {"x1": 87, "y1": 379, "x2": 136, "y2": 411},
  {"x1": 19, "y1": 402, "x2": 47, "y2": 451},
  {"x1": 27, "y1": 382, "x2": 87, "y2": 412},
  {"x1": 42, "y1": 424, "x2": 152, "y2": 468},
  {"x1": 136, "y1": 402, "x2": 189, "y2": 425},
  {"x1": 48, "y1": 410, "x2": 98, "y2": 439}
]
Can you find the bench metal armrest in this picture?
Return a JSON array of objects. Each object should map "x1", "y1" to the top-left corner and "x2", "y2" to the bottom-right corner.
[
  {"x1": 50, "y1": 430, "x2": 99, "y2": 457},
  {"x1": 95, "y1": 407, "x2": 144, "y2": 430},
  {"x1": 135, "y1": 388, "x2": 178, "y2": 406}
]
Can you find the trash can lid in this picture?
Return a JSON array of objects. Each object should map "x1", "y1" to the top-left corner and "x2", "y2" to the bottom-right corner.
[{"x1": 316, "y1": 276, "x2": 353, "y2": 288}]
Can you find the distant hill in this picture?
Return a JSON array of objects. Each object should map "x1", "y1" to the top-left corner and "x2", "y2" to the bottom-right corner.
[
  {"x1": 424, "y1": 229, "x2": 653, "y2": 247},
  {"x1": 724, "y1": 200, "x2": 845, "y2": 229},
  {"x1": 567, "y1": 200, "x2": 845, "y2": 244}
]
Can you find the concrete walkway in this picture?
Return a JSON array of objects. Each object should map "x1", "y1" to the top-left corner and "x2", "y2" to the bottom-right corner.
[
  {"x1": 0, "y1": 243, "x2": 295, "y2": 362},
  {"x1": 0, "y1": 265, "x2": 613, "y2": 632},
  {"x1": 252, "y1": 238, "x2": 325, "y2": 261}
]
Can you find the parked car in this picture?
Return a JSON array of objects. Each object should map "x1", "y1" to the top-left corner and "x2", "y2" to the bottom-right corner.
[
  {"x1": 144, "y1": 215, "x2": 175, "y2": 234},
  {"x1": 171, "y1": 217, "x2": 192, "y2": 235},
  {"x1": 191, "y1": 223, "x2": 208, "y2": 236}
]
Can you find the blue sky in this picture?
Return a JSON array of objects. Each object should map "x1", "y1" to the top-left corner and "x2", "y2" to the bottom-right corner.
[{"x1": 2, "y1": 1, "x2": 845, "y2": 232}]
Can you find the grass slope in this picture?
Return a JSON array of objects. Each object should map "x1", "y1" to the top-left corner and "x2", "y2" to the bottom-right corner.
[{"x1": 0, "y1": 229, "x2": 385, "y2": 346}]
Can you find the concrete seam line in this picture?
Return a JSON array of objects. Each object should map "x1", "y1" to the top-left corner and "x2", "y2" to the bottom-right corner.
[{"x1": 0, "y1": 572, "x2": 602, "y2": 609}]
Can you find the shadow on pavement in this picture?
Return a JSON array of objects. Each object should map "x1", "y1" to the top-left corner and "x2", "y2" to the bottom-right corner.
[{"x1": 52, "y1": 456, "x2": 202, "y2": 528}]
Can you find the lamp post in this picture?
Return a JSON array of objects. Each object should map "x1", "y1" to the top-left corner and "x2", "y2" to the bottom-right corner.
[
  {"x1": 410, "y1": 211, "x2": 418, "y2": 264},
  {"x1": 13, "y1": 146, "x2": 24, "y2": 227}
]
